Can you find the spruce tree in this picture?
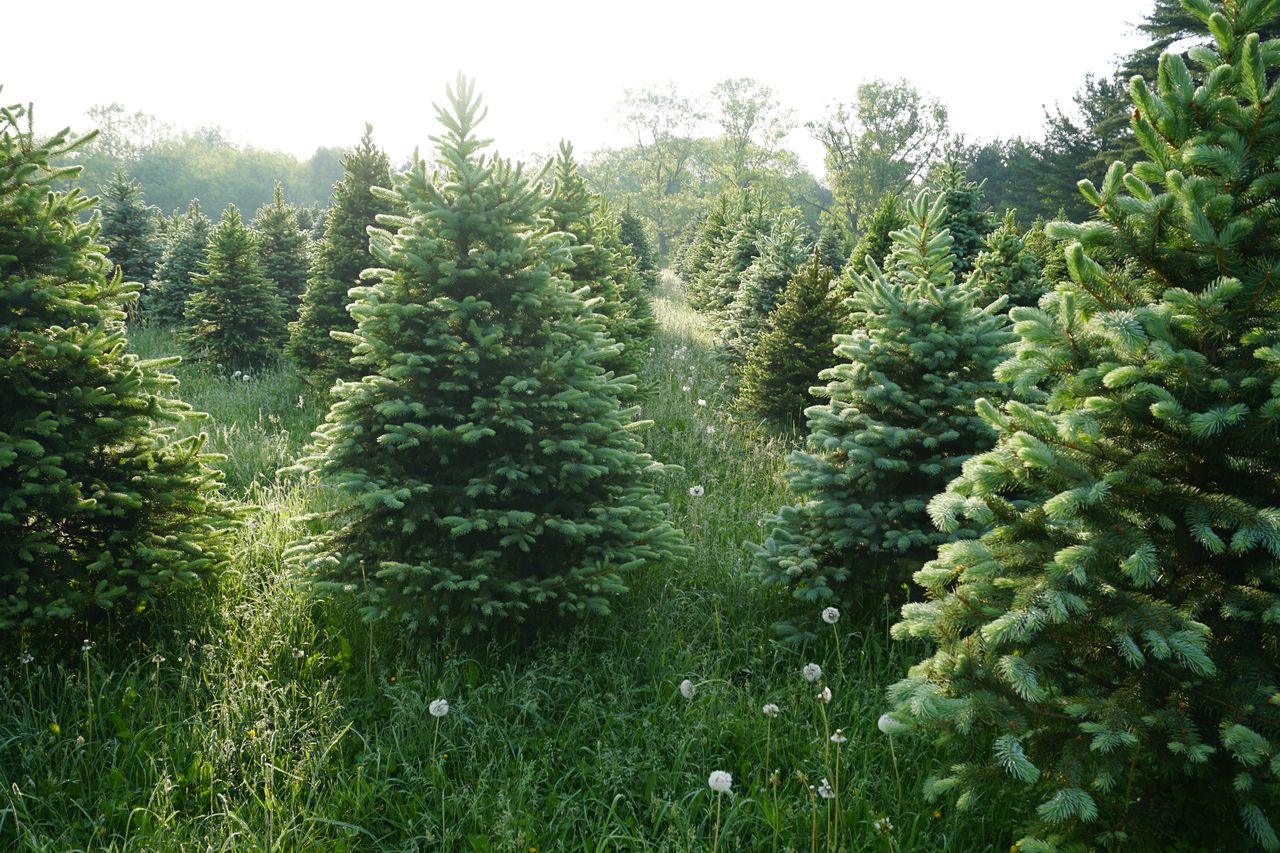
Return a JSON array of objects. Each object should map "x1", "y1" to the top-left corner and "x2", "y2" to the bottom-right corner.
[
  {"x1": 184, "y1": 206, "x2": 286, "y2": 369},
  {"x1": 699, "y1": 192, "x2": 771, "y2": 324},
  {"x1": 1023, "y1": 213, "x2": 1072, "y2": 286},
  {"x1": 97, "y1": 168, "x2": 160, "y2": 306},
  {"x1": 287, "y1": 125, "x2": 396, "y2": 391},
  {"x1": 618, "y1": 208, "x2": 659, "y2": 286},
  {"x1": 718, "y1": 215, "x2": 808, "y2": 375},
  {"x1": 966, "y1": 209, "x2": 1047, "y2": 310},
  {"x1": 681, "y1": 195, "x2": 731, "y2": 307},
  {"x1": 1, "y1": 101, "x2": 235, "y2": 633},
  {"x1": 816, "y1": 210, "x2": 852, "y2": 274},
  {"x1": 545, "y1": 142, "x2": 655, "y2": 387},
  {"x1": 751, "y1": 192, "x2": 1011, "y2": 615},
  {"x1": 835, "y1": 193, "x2": 906, "y2": 310},
  {"x1": 146, "y1": 199, "x2": 212, "y2": 326},
  {"x1": 931, "y1": 156, "x2": 996, "y2": 274},
  {"x1": 291, "y1": 77, "x2": 686, "y2": 634},
  {"x1": 252, "y1": 182, "x2": 311, "y2": 316},
  {"x1": 735, "y1": 251, "x2": 839, "y2": 428},
  {"x1": 888, "y1": 5, "x2": 1280, "y2": 848}
]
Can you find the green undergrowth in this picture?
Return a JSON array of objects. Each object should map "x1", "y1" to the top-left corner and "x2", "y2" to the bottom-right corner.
[{"x1": 0, "y1": 276, "x2": 1014, "y2": 850}]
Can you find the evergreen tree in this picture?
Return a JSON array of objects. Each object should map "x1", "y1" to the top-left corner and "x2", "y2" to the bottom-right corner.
[
  {"x1": 288, "y1": 125, "x2": 396, "y2": 391},
  {"x1": 718, "y1": 215, "x2": 808, "y2": 375},
  {"x1": 735, "y1": 251, "x2": 839, "y2": 428},
  {"x1": 1, "y1": 101, "x2": 235, "y2": 633},
  {"x1": 618, "y1": 208, "x2": 659, "y2": 285},
  {"x1": 931, "y1": 156, "x2": 996, "y2": 274},
  {"x1": 252, "y1": 182, "x2": 311, "y2": 316},
  {"x1": 97, "y1": 168, "x2": 160, "y2": 305},
  {"x1": 681, "y1": 195, "x2": 732, "y2": 307},
  {"x1": 545, "y1": 142, "x2": 655, "y2": 388},
  {"x1": 966, "y1": 209, "x2": 1047, "y2": 310},
  {"x1": 816, "y1": 209, "x2": 852, "y2": 274},
  {"x1": 699, "y1": 192, "x2": 771, "y2": 324},
  {"x1": 291, "y1": 77, "x2": 686, "y2": 634},
  {"x1": 1023, "y1": 213, "x2": 1072, "y2": 286},
  {"x1": 184, "y1": 206, "x2": 286, "y2": 369},
  {"x1": 836, "y1": 193, "x2": 906, "y2": 309},
  {"x1": 146, "y1": 199, "x2": 212, "y2": 326},
  {"x1": 888, "y1": 6, "x2": 1280, "y2": 848},
  {"x1": 751, "y1": 192, "x2": 1011, "y2": 617}
]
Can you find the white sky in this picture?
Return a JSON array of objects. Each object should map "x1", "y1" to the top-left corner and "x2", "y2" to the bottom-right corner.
[{"x1": 4, "y1": 0, "x2": 1155, "y2": 174}]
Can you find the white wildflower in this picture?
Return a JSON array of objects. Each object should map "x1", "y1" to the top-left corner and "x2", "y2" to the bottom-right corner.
[
  {"x1": 293, "y1": 648, "x2": 306, "y2": 659},
  {"x1": 18, "y1": 651, "x2": 33, "y2": 665},
  {"x1": 343, "y1": 583, "x2": 357, "y2": 593},
  {"x1": 878, "y1": 713, "x2": 907, "y2": 735},
  {"x1": 762, "y1": 703, "x2": 780, "y2": 718},
  {"x1": 429, "y1": 698, "x2": 449, "y2": 718},
  {"x1": 822, "y1": 606, "x2": 840, "y2": 624},
  {"x1": 81, "y1": 639, "x2": 93, "y2": 653},
  {"x1": 818, "y1": 686, "x2": 832, "y2": 703},
  {"x1": 242, "y1": 374, "x2": 251, "y2": 383},
  {"x1": 802, "y1": 663, "x2": 822, "y2": 682},
  {"x1": 707, "y1": 770, "x2": 732, "y2": 793},
  {"x1": 681, "y1": 384, "x2": 690, "y2": 392},
  {"x1": 688, "y1": 485, "x2": 705, "y2": 497},
  {"x1": 680, "y1": 678, "x2": 696, "y2": 699},
  {"x1": 232, "y1": 370, "x2": 242, "y2": 378},
  {"x1": 151, "y1": 653, "x2": 165, "y2": 665},
  {"x1": 818, "y1": 778, "x2": 835, "y2": 799},
  {"x1": 705, "y1": 425, "x2": 715, "y2": 434},
  {"x1": 697, "y1": 398, "x2": 707, "y2": 406},
  {"x1": 873, "y1": 817, "x2": 894, "y2": 834},
  {"x1": 830, "y1": 728, "x2": 847, "y2": 744}
]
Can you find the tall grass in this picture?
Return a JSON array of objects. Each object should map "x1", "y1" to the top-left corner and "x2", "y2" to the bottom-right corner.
[{"x1": 0, "y1": 282, "x2": 1017, "y2": 850}]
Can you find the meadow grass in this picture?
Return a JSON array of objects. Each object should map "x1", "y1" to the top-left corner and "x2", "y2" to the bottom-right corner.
[{"x1": 0, "y1": 278, "x2": 1017, "y2": 851}]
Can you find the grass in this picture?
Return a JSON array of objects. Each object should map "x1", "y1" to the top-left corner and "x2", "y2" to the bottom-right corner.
[{"x1": 0, "y1": 276, "x2": 1017, "y2": 851}]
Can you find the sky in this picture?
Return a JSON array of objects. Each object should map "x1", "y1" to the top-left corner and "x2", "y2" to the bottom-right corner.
[{"x1": 4, "y1": 0, "x2": 1157, "y2": 174}]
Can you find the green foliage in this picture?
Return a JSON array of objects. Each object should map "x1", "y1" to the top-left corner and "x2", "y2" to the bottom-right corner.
[
  {"x1": 0, "y1": 100, "x2": 235, "y2": 634},
  {"x1": 184, "y1": 206, "x2": 286, "y2": 369},
  {"x1": 618, "y1": 208, "x2": 658, "y2": 284},
  {"x1": 287, "y1": 125, "x2": 397, "y2": 391},
  {"x1": 546, "y1": 142, "x2": 655, "y2": 389},
  {"x1": 735, "y1": 251, "x2": 840, "y2": 427},
  {"x1": 889, "y1": 6, "x2": 1280, "y2": 847},
  {"x1": 752, "y1": 191, "x2": 1011, "y2": 618},
  {"x1": 97, "y1": 168, "x2": 160, "y2": 297},
  {"x1": 816, "y1": 209, "x2": 852, "y2": 274},
  {"x1": 930, "y1": 156, "x2": 996, "y2": 274},
  {"x1": 146, "y1": 199, "x2": 211, "y2": 325},
  {"x1": 291, "y1": 78, "x2": 686, "y2": 634},
  {"x1": 252, "y1": 183, "x2": 311, "y2": 315},
  {"x1": 966, "y1": 209, "x2": 1047, "y2": 310},
  {"x1": 835, "y1": 193, "x2": 906, "y2": 310},
  {"x1": 717, "y1": 215, "x2": 809, "y2": 376},
  {"x1": 1022, "y1": 213, "x2": 1071, "y2": 286}
]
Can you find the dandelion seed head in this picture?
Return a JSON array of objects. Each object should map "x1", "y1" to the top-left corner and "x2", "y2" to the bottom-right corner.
[
  {"x1": 707, "y1": 770, "x2": 732, "y2": 793},
  {"x1": 762, "y1": 703, "x2": 780, "y2": 718},
  {"x1": 679, "y1": 679, "x2": 696, "y2": 699},
  {"x1": 830, "y1": 728, "x2": 847, "y2": 744},
  {"x1": 81, "y1": 639, "x2": 93, "y2": 653},
  {"x1": 429, "y1": 698, "x2": 450, "y2": 718},
  {"x1": 688, "y1": 485, "x2": 705, "y2": 497},
  {"x1": 681, "y1": 385, "x2": 690, "y2": 392},
  {"x1": 151, "y1": 653, "x2": 165, "y2": 664},
  {"x1": 818, "y1": 686, "x2": 832, "y2": 703},
  {"x1": 878, "y1": 713, "x2": 907, "y2": 735},
  {"x1": 822, "y1": 607, "x2": 840, "y2": 624},
  {"x1": 697, "y1": 398, "x2": 707, "y2": 406},
  {"x1": 818, "y1": 778, "x2": 835, "y2": 799},
  {"x1": 802, "y1": 663, "x2": 821, "y2": 682},
  {"x1": 18, "y1": 651, "x2": 33, "y2": 665}
]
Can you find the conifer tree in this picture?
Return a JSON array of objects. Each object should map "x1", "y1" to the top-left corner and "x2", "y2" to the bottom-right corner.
[
  {"x1": 682, "y1": 196, "x2": 733, "y2": 308},
  {"x1": 252, "y1": 182, "x2": 311, "y2": 316},
  {"x1": 751, "y1": 192, "x2": 1011, "y2": 614},
  {"x1": 1, "y1": 101, "x2": 235, "y2": 632},
  {"x1": 835, "y1": 193, "x2": 906, "y2": 309},
  {"x1": 966, "y1": 209, "x2": 1047, "y2": 310},
  {"x1": 931, "y1": 156, "x2": 995, "y2": 274},
  {"x1": 888, "y1": 5, "x2": 1280, "y2": 848},
  {"x1": 545, "y1": 142, "x2": 655, "y2": 387},
  {"x1": 816, "y1": 210, "x2": 852, "y2": 274},
  {"x1": 98, "y1": 168, "x2": 160, "y2": 304},
  {"x1": 735, "y1": 251, "x2": 839, "y2": 427},
  {"x1": 1023, "y1": 213, "x2": 1071, "y2": 286},
  {"x1": 618, "y1": 208, "x2": 659, "y2": 286},
  {"x1": 184, "y1": 206, "x2": 286, "y2": 369},
  {"x1": 146, "y1": 199, "x2": 212, "y2": 326},
  {"x1": 288, "y1": 126, "x2": 396, "y2": 391},
  {"x1": 718, "y1": 216, "x2": 808, "y2": 375},
  {"x1": 699, "y1": 192, "x2": 771, "y2": 324},
  {"x1": 291, "y1": 78, "x2": 686, "y2": 634}
]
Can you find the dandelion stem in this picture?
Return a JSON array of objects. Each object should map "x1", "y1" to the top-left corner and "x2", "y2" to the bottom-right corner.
[
  {"x1": 888, "y1": 734, "x2": 903, "y2": 813},
  {"x1": 712, "y1": 790, "x2": 722, "y2": 853}
]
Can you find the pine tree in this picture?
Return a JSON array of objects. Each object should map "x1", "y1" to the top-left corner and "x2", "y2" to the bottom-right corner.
[
  {"x1": 545, "y1": 142, "x2": 655, "y2": 388},
  {"x1": 888, "y1": 5, "x2": 1280, "y2": 848},
  {"x1": 184, "y1": 206, "x2": 286, "y2": 369},
  {"x1": 966, "y1": 209, "x2": 1047, "y2": 310},
  {"x1": 735, "y1": 251, "x2": 839, "y2": 428},
  {"x1": 146, "y1": 199, "x2": 212, "y2": 326},
  {"x1": 287, "y1": 126, "x2": 396, "y2": 391},
  {"x1": 835, "y1": 193, "x2": 906, "y2": 309},
  {"x1": 718, "y1": 216, "x2": 808, "y2": 375},
  {"x1": 931, "y1": 156, "x2": 995, "y2": 274},
  {"x1": 252, "y1": 183, "x2": 311, "y2": 316},
  {"x1": 1, "y1": 100, "x2": 235, "y2": 633},
  {"x1": 97, "y1": 168, "x2": 160, "y2": 306},
  {"x1": 1023, "y1": 213, "x2": 1072, "y2": 286},
  {"x1": 291, "y1": 77, "x2": 687, "y2": 634},
  {"x1": 698, "y1": 192, "x2": 771, "y2": 324},
  {"x1": 618, "y1": 209, "x2": 659, "y2": 286},
  {"x1": 751, "y1": 192, "x2": 1011, "y2": 618},
  {"x1": 681, "y1": 194, "x2": 735, "y2": 308},
  {"x1": 816, "y1": 210, "x2": 852, "y2": 274}
]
